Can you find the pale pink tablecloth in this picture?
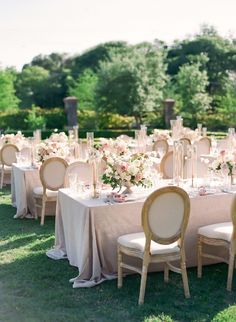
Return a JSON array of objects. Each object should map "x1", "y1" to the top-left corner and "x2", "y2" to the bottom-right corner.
[
  {"x1": 11, "y1": 163, "x2": 55, "y2": 219},
  {"x1": 48, "y1": 187, "x2": 235, "y2": 288}
]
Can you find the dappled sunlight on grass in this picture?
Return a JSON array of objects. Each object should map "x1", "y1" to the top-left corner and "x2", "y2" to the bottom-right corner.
[{"x1": 1, "y1": 187, "x2": 236, "y2": 321}]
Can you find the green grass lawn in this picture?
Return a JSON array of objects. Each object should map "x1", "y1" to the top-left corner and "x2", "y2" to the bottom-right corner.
[{"x1": 0, "y1": 187, "x2": 236, "y2": 322}]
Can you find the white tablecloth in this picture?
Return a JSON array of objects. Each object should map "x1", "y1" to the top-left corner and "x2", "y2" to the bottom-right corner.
[{"x1": 48, "y1": 186, "x2": 235, "y2": 288}]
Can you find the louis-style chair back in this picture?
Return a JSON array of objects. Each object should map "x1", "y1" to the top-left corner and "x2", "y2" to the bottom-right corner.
[
  {"x1": 142, "y1": 186, "x2": 190, "y2": 248},
  {"x1": 160, "y1": 151, "x2": 173, "y2": 179},
  {"x1": 0, "y1": 143, "x2": 19, "y2": 188},
  {"x1": 152, "y1": 139, "x2": 169, "y2": 156},
  {"x1": 40, "y1": 157, "x2": 68, "y2": 191},
  {"x1": 196, "y1": 137, "x2": 211, "y2": 157},
  {"x1": 0, "y1": 144, "x2": 19, "y2": 166},
  {"x1": 64, "y1": 161, "x2": 93, "y2": 187}
]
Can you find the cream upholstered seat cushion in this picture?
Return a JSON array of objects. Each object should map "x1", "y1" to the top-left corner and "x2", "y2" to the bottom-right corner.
[
  {"x1": 33, "y1": 186, "x2": 58, "y2": 198},
  {"x1": 118, "y1": 232, "x2": 179, "y2": 255},
  {"x1": 198, "y1": 222, "x2": 232, "y2": 242},
  {"x1": 2, "y1": 165, "x2": 11, "y2": 173}
]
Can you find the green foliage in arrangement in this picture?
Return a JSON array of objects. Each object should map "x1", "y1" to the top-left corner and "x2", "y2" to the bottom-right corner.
[{"x1": 0, "y1": 187, "x2": 236, "y2": 322}]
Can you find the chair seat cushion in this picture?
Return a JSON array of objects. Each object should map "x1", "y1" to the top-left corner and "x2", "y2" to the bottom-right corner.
[
  {"x1": 198, "y1": 222, "x2": 232, "y2": 242},
  {"x1": 2, "y1": 165, "x2": 11, "y2": 173},
  {"x1": 117, "y1": 232, "x2": 179, "y2": 255},
  {"x1": 33, "y1": 186, "x2": 58, "y2": 198}
]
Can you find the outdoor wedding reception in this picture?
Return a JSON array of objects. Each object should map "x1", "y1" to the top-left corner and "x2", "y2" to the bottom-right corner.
[{"x1": 1, "y1": 0, "x2": 236, "y2": 321}]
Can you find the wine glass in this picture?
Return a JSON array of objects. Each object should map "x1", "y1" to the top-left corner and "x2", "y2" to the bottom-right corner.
[{"x1": 221, "y1": 163, "x2": 230, "y2": 190}]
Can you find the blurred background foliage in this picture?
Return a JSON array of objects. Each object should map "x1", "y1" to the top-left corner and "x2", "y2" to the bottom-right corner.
[{"x1": 0, "y1": 25, "x2": 236, "y2": 131}]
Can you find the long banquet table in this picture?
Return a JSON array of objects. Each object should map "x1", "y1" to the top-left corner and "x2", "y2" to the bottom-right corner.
[{"x1": 49, "y1": 186, "x2": 235, "y2": 288}]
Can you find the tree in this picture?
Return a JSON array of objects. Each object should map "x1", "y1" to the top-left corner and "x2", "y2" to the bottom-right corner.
[
  {"x1": 174, "y1": 57, "x2": 212, "y2": 127},
  {"x1": 65, "y1": 42, "x2": 129, "y2": 79},
  {"x1": 21, "y1": 53, "x2": 70, "y2": 108},
  {"x1": 95, "y1": 43, "x2": 168, "y2": 126},
  {"x1": 68, "y1": 69, "x2": 98, "y2": 110},
  {"x1": 214, "y1": 72, "x2": 236, "y2": 128},
  {"x1": 0, "y1": 68, "x2": 19, "y2": 111},
  {"x1": 167, "y1": 26, "x2": 236, "y2": 98},
  {"x1": 15, "y1": 66, "x2": 49, "y2": 108}
]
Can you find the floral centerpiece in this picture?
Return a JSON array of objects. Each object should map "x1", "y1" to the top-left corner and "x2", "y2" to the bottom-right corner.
[
  {"x1": 151, "y1": 129, "x2": 170, "y2": 141},
  {"x1": 179, "y1": 127, "x2": 199, "y2": 142},
  {"x1": 0, "y1": 131, "x2": 25, "y2": 146},
  {"x1": 94, "y1": 138, "x2": 130, "y2": 159},
  {"x1": 36, "y1": 140, "x2": 68, "y2": 162},
  {"x1": 210, "y1": 150, "x2": 236, "y2": 183},
  {"x1": 101, "y1": 152, "x2": 153, "y2": 193},
  {"x1": 49, "y1": 131, "x2": 68, "y2": 143}
]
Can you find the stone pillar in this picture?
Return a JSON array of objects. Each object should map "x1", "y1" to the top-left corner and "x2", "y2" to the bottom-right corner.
[
  {"x1": 163, "y1": 98, "x2": 175, "y2": 128},
  {"x1": 63, "y1": 96, "x2": 78, "y2": 129}
]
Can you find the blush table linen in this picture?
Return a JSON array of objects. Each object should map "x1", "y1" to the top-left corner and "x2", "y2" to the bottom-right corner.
[{"x1": 49, "y1": 187, "x2": 235, "y2": 288}]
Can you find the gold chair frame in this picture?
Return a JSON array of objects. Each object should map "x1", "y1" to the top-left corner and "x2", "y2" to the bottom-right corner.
[
  {"x1": 0, "y1": 143, "x2": 19, "y2": 189},
  {"x1": 159, "y1": 151, "x2": 173, "y2": 179},
  {"x1": 34, "y1": 157, "x2": 68, "y2": 225},
  {"x1": 197, "y1": 195, "x2": 236, "y2": 291},
  {"x1": 117, "y1": 186, "x2": 191, "y2": 304},
  {"x1": 64, "y1": 160, "x2": 93, "y2": 187}
]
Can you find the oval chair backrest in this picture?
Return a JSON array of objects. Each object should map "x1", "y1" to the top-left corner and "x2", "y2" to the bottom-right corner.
[
  {"x1": 160, "y1": 151, "x2": 173, "y2": 179},
  {"x1": 0, "y1": 144, "x2": 19, "y2": 166},
  {"x1": 196, "y1": 137, "x2": 211, "y2": 156},
  {"x1": 64, "y1": 161, "x2": 93, "y2": 187},
  {"x1": 152, "y1": 139, "x2": 169, "y2": 155},
  {"x1": 40, "y1": 157, "x2": 68, "y2": 191},
  {"x1": 142, "y1": 186, "x2": 190, "y2": 245}
]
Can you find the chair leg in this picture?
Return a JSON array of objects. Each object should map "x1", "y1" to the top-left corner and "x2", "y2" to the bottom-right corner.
[
  {"x1": 0, "y1": 167, "x2": 4, "y2": 189},
  {"x1": 138, "y1": 255, "x2": 149, "y2": 305},
  {"x1": 181, "y1": 260, "x2": 190, "y2": 298},
  {"x1": 164, "y1": 262, "x2": 169, "y2": 282},
  {"x1": 227, "y1": 253, "x2": 235, "y2": 291},
  {"x1": 197, "y1": 236, "x2": 202, "y2": 278},
  {"x1": 40, "y1": 198, "x2": 46, "y2": 226},
  {"x1": 117, "y1": 246, "x2": 123, "y2": 289}
]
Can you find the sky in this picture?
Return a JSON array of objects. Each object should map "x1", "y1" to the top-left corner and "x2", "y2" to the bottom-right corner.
[{"x1": 0, "y1": 0, "x2": 236, "y2": 70}]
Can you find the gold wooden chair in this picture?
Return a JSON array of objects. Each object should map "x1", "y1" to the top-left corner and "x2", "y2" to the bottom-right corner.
[
  {"x1": 0, "y1": 143, "x2": 19, "y2": 189},
  {"x1": 196, "y1": 137, "x2": 211, "y2": 157},
  {"x1": 152, "y1": 139, "x2": 169, "y2": 158},
  {"x1": 117, "y1": 186, "x2": 191, "y2": 305},
  {"x1": 33, "y1": 157, "x2": 68, "y2": 225},
  {"x1": 160, "y1": 151, "x2": 173, "y2": 179},
  {"x1": 64, "y1": 161, "x2": 93, "y2": 187},
  {"x1": 197, "y1": 195, "x2": 236, "y2": 291}
]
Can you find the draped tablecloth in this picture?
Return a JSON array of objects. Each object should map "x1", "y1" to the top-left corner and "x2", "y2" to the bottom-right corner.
[
  {"x1": 11, "y1": 163, "x2": 55, "y2": 219},
  {"x1": 48, "y1": 187, "x2": 235, "y2": 288}
]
